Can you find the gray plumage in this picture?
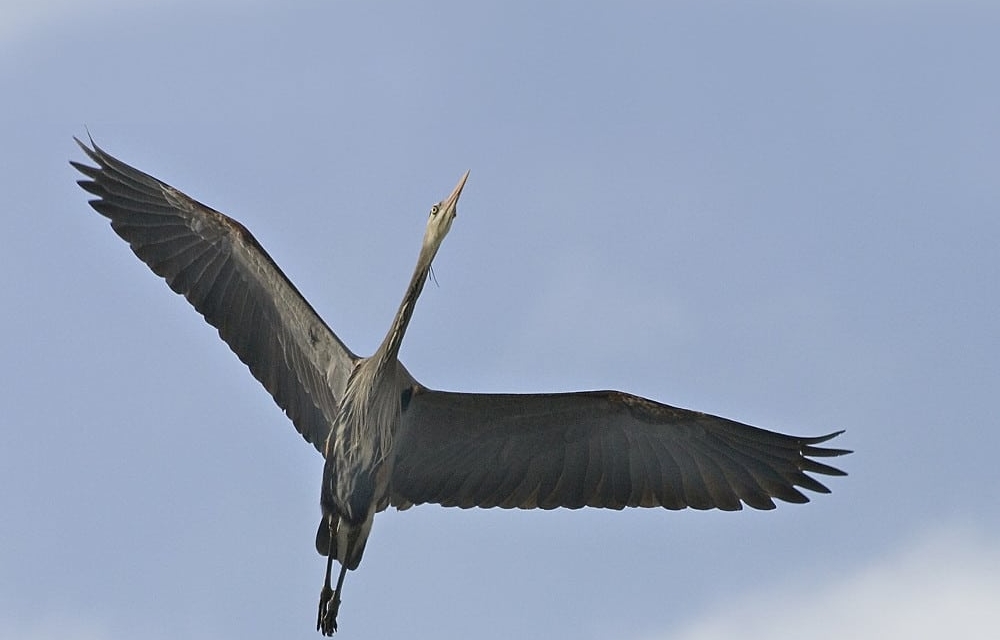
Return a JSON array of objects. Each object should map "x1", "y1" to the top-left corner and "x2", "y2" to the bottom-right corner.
[{"x1": 72, "y1": 137, "x2": 849, "y2": 635}]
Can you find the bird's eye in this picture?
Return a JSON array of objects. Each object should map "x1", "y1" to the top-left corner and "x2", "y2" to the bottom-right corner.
[{"x1": 430, "y1": 204, "x2": 440, "y2": 216}]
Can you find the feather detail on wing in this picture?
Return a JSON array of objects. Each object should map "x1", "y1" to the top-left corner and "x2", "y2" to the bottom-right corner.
[
  {"x1": 72, "y1": 137, "x2": 357, "y2": 452},
  {"x1": 391, "y1": 388, "x2": 848, "y2": 511}
]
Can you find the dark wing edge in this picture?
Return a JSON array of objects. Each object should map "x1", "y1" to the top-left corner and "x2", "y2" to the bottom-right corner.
[
  {"x1": 390, "y1": 388, "x2": 849, "y2": 512},
  {"x1": 72, "y1": 135, "x2": 357, "y2": 452}
]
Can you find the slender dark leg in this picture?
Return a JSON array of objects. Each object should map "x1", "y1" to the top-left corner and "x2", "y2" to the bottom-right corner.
[
  {"x1": 317, "y1": 551, "x2": 335, "y2": 633},
  {"x1": 317, "y1": 552, "x2": 349, "y2": 635}
]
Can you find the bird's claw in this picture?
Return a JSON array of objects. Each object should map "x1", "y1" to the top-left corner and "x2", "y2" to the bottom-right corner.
[{"x1": 317, "y1": 585, "x2": 340, "y2": 635}]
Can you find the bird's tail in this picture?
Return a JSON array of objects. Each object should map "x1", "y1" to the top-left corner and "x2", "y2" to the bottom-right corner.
[{"x1": 315, "y1": 513, "x2": 372, "y2": 571}]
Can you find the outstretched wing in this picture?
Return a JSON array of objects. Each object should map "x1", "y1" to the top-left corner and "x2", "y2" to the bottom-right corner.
[
  {"x1": 72, "y1": 137, "x2": 357, "y2": 453},
  {"x1": 391, "y1": 388, "x2": 848, "y2": 511}
]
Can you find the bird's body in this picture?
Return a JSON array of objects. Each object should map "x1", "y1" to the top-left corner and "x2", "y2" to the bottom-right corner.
[{"x1": 73, "y1": 137, "x2": 849, "y2": 635}]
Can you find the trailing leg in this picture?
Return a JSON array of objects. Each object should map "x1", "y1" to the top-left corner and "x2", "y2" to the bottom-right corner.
[{"x1": 317, "y1": 553, "x2": 348, "y2": 635}]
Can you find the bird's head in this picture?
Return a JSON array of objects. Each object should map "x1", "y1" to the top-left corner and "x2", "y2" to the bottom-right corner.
[{"x1": 421, "y1": 170, "x2": 470, "y2": 256}]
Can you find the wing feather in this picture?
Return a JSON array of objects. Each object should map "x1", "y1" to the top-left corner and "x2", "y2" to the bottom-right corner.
[
  {"x1": 391, "y1": 389, "x2": 848, "y2": 512},
  {"x1": 72, "y1": 137, "x2": 357, "y2": 452}
]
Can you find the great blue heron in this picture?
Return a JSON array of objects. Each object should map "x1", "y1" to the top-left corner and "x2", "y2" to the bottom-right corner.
[{"x1": 72, "y1": 137, "x2": 849, "y2": 635}]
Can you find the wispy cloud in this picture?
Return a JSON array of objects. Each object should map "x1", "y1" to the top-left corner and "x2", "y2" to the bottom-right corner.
[
  {"x1": 0, "y1": 0, "x2": 135, "y2": 47},
  {"x1": 659, "y1": 524, "x2": 1000, "y2": 640},
  {"x1": 0, "y1": 0, "x2": 236, "y2": 48}
]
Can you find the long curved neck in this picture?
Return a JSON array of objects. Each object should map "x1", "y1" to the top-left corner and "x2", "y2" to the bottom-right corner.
[{"x1": 373, "y1": 241, "x2": 436, "y2": 371}]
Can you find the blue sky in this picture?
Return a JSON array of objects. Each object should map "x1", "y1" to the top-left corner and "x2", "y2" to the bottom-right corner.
[{"x1": 3, "y1": 2, "x2": 999, "y2": 638}]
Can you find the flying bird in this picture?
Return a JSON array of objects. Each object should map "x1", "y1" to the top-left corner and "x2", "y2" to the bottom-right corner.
[{"x1": 72, "y1": 137, "x2": 850, "y2": 634}]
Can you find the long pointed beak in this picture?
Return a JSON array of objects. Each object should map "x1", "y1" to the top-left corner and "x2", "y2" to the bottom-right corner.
[{"x1": 443, "y1": 170, "x2": 470, "y2": 211}]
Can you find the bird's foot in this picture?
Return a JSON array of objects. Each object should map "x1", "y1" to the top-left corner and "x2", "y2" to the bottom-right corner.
[{"x1": 317, "y1": 585, "x2": 341, "y2": 635}]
